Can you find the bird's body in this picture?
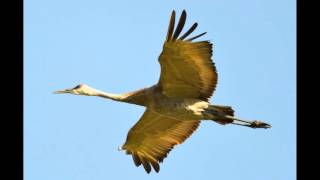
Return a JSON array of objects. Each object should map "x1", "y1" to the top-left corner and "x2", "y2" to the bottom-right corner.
[
  {"x1": 55, "y1": 10, "x2": 271, "y2": 173},
  {"x1": 120, "y1": 85, "x2": 211, "y2": 120}
]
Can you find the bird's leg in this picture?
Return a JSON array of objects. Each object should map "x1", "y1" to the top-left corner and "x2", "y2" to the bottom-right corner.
[
  {"x1": 223, "y1": 115, "x2": 271, "y2": 129},
  {"x1": 204, "y1": 107, "x2": 271, "y2": 129}
]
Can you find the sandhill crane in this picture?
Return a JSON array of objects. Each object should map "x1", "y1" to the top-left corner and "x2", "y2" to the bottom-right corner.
[{"x1": 54, "y1": 10, "x2": 271, "y2": 173}]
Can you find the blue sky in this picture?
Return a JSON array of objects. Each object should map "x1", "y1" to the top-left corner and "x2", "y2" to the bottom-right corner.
[{"x1": 24, "y1": 0, "x2": 296, "y2": 179}]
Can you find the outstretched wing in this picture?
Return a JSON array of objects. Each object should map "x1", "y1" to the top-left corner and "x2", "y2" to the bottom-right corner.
[
  {"x1": 158, "y1": 10, "x2": 217, "y2": 101},
  {"x1": 121, "y1": 109, "x2": 200, "y2": 173}
]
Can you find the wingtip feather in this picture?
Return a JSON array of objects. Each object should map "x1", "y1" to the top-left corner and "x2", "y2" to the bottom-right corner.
[
  {"x1": 166, "y1": 10, "x2": 176, "y2": 42},
  {"x1": 172, "y1": 10, "x2": 187, "y2": 40}
]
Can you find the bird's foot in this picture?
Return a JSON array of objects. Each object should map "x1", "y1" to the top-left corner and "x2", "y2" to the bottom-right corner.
[{"x1": 247, "y1": 120, "x2": 271, "y2": 129}]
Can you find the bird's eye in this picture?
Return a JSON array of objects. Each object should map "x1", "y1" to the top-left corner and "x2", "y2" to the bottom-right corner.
[
  {"x1": 73, "y1": 85, "x2": 81, "y2": 89},
  {"x1": 73, "y1": 84, "x2": 85, "y2": 89}
]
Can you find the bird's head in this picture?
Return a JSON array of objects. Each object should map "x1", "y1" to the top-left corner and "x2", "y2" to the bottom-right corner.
[{"x1": 54, "y1": 84, "x2": 97, "y2": 96}]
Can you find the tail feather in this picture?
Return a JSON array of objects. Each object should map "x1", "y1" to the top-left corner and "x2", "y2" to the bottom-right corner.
[
  {"x1": 210, "y1": 105, "x2": 234, "y2": 116},
  {"x1": 208, "y1": 105, "x2": 235, "y2": 125}
]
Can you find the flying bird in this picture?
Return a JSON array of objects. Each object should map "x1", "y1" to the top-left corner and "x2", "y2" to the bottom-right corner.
[{"x1": 54, "y1": 10, "x2": 271, "y2": 173}]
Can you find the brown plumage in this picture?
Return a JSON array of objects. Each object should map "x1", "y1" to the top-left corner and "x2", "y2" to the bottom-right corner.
[
  {"x1": 121, "y1": 10, "x2": 218, "y2": 173},
  {"x1": 122, "y1": 110, "x2": 200, "y2": 173},
  {"x1": 55, "y1": 10, "x2": 271, "y2": 174}
]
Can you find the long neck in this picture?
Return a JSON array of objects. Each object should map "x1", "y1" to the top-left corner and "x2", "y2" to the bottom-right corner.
[
  {"x1": 89, "y1": 87, "x2": 150, "y2": 106},
  {"x1": 96, "y1": 91, "x2": 126, "y2": 102}
]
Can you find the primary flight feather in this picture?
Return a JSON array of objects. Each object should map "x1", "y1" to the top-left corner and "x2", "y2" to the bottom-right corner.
[{"x1": 55, "y1": 10, "x2": 271, "y2": 173}]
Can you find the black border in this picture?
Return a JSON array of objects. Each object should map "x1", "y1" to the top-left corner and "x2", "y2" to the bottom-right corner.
[
  {"x1": 297, "y1": 0, "x2": 301, "y2": 179},
  {"x1": 296, "y1": 0, "x2": 299, "y2": 177},
  {"x1": 4, "y1": 0, "x2": 23, "y2": 179},
  {"x1": 297, "y1": 0, "x2": 309, "y2": 179},
  {"x1": 14, "y1": 0, "x2": 23, "y2": 179}
]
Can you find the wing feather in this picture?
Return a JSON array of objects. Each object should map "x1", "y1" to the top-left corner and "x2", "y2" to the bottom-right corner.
[
  {"x1": 122, "y1": 109, "x2": 200, "y2": 173},
  {"x1": 186, "y1": 32, "x2": 207, "y2": 41},
  {"x1": 166, "y1": 11, "x2": 176, "y2": 42},
  {"x1": 172, "y1": 10, "x2": 186, "y2": 40},
  {"x1": 159, "y1": 10, "x2": 217, "y2": 101},
  {"x1": 179, "y1": 23, "x2": 198, "y2": 40}
]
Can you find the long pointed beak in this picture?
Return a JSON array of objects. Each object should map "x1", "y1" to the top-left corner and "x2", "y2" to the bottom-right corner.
[{"x1": 53, "y1": 89, "x2": 71, "y2": 94}]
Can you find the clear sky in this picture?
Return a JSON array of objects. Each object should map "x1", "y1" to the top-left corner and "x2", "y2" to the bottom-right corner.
[{"x1": 24, "y1": 0, "x2": 296, "y2": 179}]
